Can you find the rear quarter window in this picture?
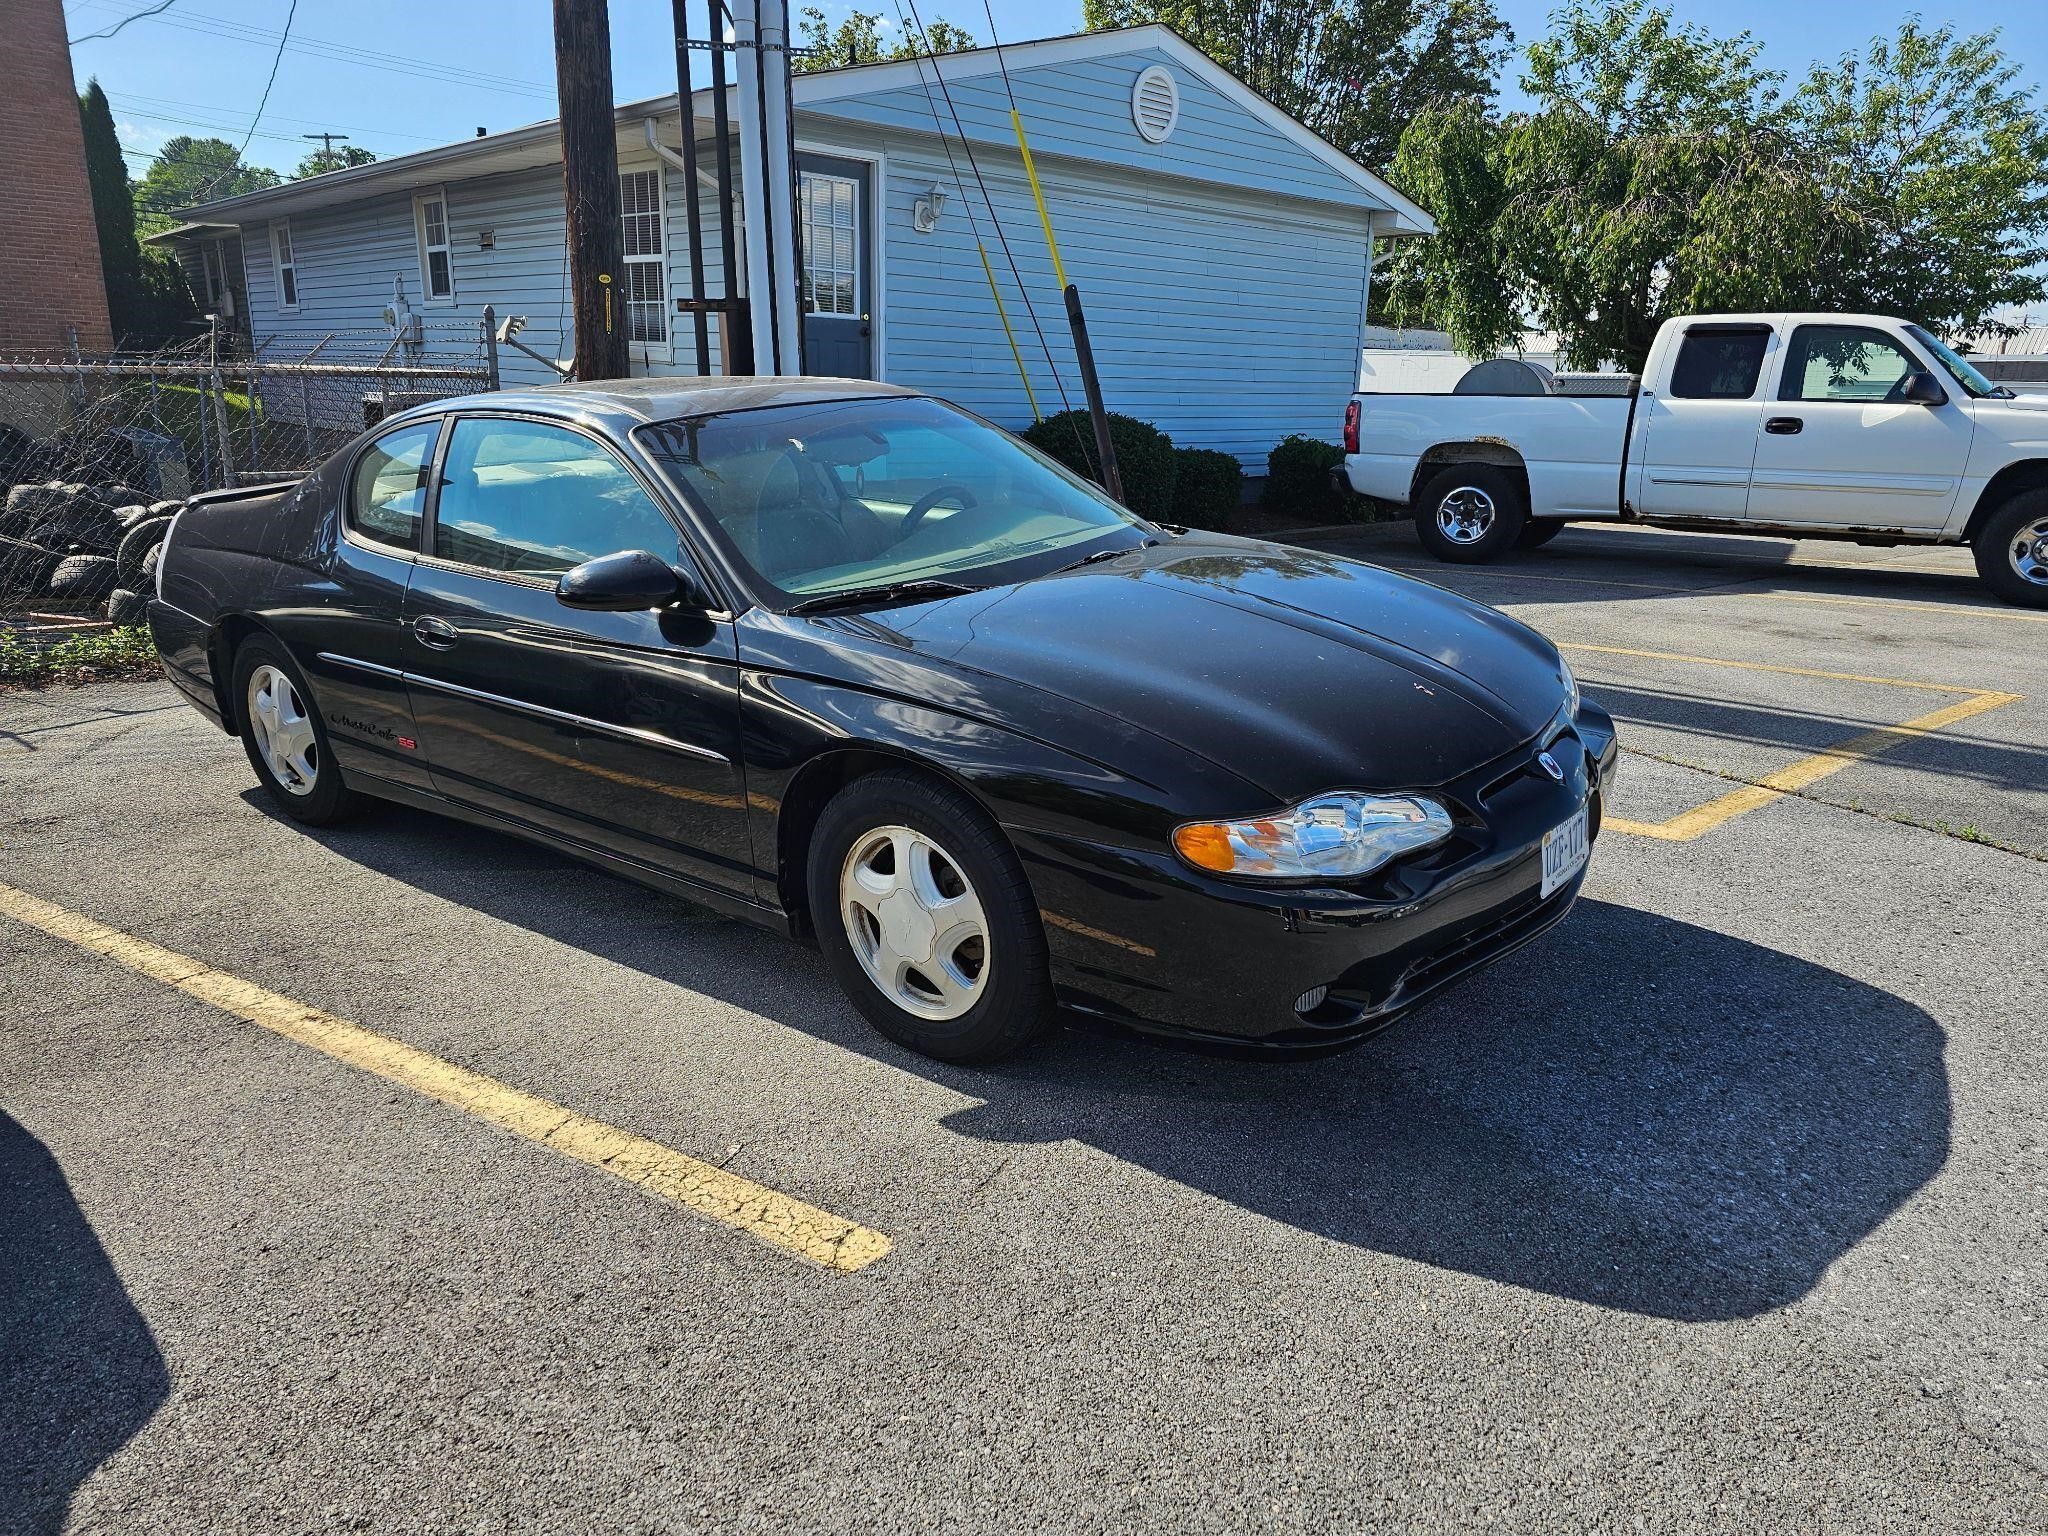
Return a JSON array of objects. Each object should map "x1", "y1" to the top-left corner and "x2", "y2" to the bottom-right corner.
[
  {"x1": 348, "y1": 421, "x2": 441, "y2": 552},
  {"x1": 1669, "y1": 329, "x2": 1770, "y2": 400}
]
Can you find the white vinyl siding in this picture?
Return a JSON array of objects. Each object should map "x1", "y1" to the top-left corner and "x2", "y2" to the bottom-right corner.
[
  {"x1": 414, "y1": 190, "x2": 453, "y2": 302},
  {"x1": 269, "y1": 221, "x2": 298, "y2": 310},
  {"x1": 619, "y1": 168, "x2": 668, "y2": 351},
  {"x1": 799, "y1": 171, "x2": 858, "y2": 316}
]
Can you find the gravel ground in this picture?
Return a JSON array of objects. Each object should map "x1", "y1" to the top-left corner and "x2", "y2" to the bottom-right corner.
[{"x1": 2, "y1": 523, "x2": 2043, "y2": 1534}]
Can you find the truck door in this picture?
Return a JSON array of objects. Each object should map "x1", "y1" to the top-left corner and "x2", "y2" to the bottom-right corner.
[
  {"x1": 1746, "y1": 323, "x2": 1974, "y2": 531},
  {"x1": 1632, "y1": 323, "x2": 1772, "y2": 521}
]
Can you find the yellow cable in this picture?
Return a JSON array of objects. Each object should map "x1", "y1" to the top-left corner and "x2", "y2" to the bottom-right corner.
[
  {"x1": 978, "y1": 241, "x2": 1040, "y2": 420},
  {"x1": 1011, "y1": 108, "x2": 1067, "y2": 292}
]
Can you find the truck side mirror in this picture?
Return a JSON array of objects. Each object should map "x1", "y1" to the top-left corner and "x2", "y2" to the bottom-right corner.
[{"x1": 1897, "y1": 371, "x2": 1948, "y2": 407}]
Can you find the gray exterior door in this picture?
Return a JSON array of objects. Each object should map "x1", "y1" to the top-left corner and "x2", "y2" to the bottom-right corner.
[{"x1": 797, "y1": 154, "x2": 872, "y2": 379}]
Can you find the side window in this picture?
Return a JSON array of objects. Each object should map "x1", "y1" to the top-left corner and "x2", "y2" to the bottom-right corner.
[
  {"x1": 432, "y1": 418, "x2": 682, "y2": 579},
  {"x1": 1668, "y1": 328, "x2": 1768, "y2": 400},
  {"x1": 1782, "y1": 325, "x2": 1918, "y2": 403},
  {"x1": 347, "y1": 421, "x2": 440, "y2": 551}
]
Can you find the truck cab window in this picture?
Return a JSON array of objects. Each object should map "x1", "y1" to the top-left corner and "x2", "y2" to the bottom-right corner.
[
  {"x1": 1781, "y1": 326, "x2": 1918, "y2": 404},
  {"x1": 1669, "y1": 329, "x2": 1769, "y2": 399}
]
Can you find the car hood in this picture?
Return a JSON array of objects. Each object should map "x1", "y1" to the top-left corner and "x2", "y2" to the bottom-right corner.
[{"x1": 845, "y1": 535, "x2": 1569, "y2": 803}]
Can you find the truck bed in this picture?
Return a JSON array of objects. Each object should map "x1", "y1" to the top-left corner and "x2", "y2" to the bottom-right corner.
[{"x1": 1347, "y1": 392, "x2": 1636, "y2": 519}]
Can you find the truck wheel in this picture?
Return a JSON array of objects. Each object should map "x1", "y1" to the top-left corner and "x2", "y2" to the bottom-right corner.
[
  {"x1": 1415, "y1": 465, "x2": 1526, "y2": 563},
  {"x1": 1973, "y1": 490, "x2": 2048, "y2": 608},
  {"x1": 1516, "y1": 519, "x2": 1565, "y2": 549}
]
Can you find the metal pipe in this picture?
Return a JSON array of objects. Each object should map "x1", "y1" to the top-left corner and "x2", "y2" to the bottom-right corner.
[
  {"x1": 707, "y1": 0, "x2": 747, "y2": 374},
  {"x1": 1063, "y1": 284, "x2": 1123, "y2": 505},
  {"x1": 729, "y1": 0, "x2": 776, "y2": 374},
  {"x1": 761, "y1": 0, "x2": 803, "y2": 374},
  {"x1": 670, "y1": 3, "x2": 714, "y2": 376}
]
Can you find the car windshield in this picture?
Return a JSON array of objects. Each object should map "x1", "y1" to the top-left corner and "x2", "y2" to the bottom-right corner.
[
  {"x1": 1906, "y1": 323, "x2": 2006, "y2": 399},
  {"x1": 636, "y1": 395, "x2": 1145, "y2": 603}
]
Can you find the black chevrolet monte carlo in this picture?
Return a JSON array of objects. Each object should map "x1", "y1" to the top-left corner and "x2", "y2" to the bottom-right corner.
[{"x1": 149, "y1": 378, "x2": 1617, "y2": 1064}]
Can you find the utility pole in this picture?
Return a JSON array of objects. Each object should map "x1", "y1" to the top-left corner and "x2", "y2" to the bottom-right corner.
[
  {"x1": 553, "y1": 0, "x2": 630, "y2": 381},
  {"x1": 302, "y1": 131, "x2": 350, "y2": 161}
]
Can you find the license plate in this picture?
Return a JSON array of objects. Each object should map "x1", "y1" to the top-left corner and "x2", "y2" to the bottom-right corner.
[{"x1": 1541, "y1": 804, "x2": 1590, "y2": 898}]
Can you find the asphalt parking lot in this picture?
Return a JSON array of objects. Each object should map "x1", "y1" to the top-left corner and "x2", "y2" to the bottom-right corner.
[{"x1": 4, "y1": 521, "x2": 2045, "y2": 1533}]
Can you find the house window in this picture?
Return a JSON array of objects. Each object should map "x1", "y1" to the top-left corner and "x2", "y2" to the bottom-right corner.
[
  {"x1": 270, "y1": 221, "x2": 298, "y2": 309},
  {"x1": 415, "y1": 192, "x2": 453, "y2": 302},
  {"x1": 619, "y1": 169, "x2": 667, "y2": 346},
  {"x1": 799, "y1": 172, "x2": 858, "y2": 316}
]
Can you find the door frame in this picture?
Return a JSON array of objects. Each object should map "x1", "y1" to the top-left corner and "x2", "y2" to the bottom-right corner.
[{"x1": 795, "y1": 139, "x2": 887, "y2": 381}]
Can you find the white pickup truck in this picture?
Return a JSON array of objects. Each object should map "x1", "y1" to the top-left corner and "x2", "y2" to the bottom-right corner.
[{"x1": 1342, "y1": 311, "x2": 2048, "y2": 607}]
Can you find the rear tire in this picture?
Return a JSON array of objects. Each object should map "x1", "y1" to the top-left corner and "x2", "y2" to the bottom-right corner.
[
  {"x1": 1516, "y1": 518, "x2": 1565, "y2": 549},
  {"x1": 807, "y1": 769, "x2": 1053, "y2": 1065},
  {"x1": 1415, "y1": 465, "x2": 1527, "y2": 563},
  {"x1": 1972, "y1": 489, "x2": 2048, "y2": 608},
  {"x1": 231, "y1": 634, "x2": 359, "y2": 826}
]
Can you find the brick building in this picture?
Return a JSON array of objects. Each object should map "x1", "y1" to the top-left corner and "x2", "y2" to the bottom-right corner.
[{"x1": 0, "y1": 0, "x2": 112, "y2": 352}]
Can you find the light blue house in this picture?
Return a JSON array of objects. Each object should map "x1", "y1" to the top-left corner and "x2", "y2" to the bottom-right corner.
[{"x1": 156, "y1": 25, "x2": 1431, "y2": 467}]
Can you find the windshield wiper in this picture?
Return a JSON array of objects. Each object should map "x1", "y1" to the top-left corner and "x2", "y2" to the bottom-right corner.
[
  {"x1": 783, "y1": 579, "x2": 976, "y2": 616},
  {"x1": 1054, "y1": 537, "x2": 1158, "y2": 575}
]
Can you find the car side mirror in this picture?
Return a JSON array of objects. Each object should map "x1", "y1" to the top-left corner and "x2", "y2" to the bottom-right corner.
[
  {"x1": 1898, "y1": 370, "x2": 1948, "y2": 406},
  {"x1": 556, "y1": 549, "x2": 699, "y2": 611}
]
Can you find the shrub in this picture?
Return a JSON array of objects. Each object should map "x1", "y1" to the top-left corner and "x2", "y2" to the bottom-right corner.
[
  {"x1": 1172, "y1": 447, "x2": 1243, "y2": 532},
  {"x1": 1262, "y1": 434, "x2": 1357, "y2": 523},
  {"x1": 1021, "y1": 409, "x2": 1177, "y2": 522}
]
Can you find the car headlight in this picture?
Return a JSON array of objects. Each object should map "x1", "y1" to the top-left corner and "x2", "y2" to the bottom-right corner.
[
  {"x1": 1560, "y1": 654, "x2": 1580, "y2": 718},
  {"x1": 1173, "y1": 792, "x2": 1454, "y2": 880}
]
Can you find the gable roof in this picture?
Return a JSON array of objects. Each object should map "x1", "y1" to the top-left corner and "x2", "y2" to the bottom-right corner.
[{"x1": 158, "y1": 25, "x2": 1430, "y2": 236}]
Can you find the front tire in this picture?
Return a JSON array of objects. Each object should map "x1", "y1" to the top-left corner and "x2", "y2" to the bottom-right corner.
[
  {"x1": 231, "y1": 635, "x2": 359, "y2": 826},
  {"x1": 808, "y1": 770, "x2": 1053, "y2": 1065},
  {"x1": 1516, "y1": 518, "x2": 1565, "y2": 549},
  {"x1": 1972, "y1": 490, "x2": 2048, "y2": 608},
  {"x1": 1415, "y1": 465, "x2": 1527, "y2": 563}
]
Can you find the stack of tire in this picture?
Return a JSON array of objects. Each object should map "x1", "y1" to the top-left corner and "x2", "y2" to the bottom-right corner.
[{"x1": 0, "y1": 481, "x2": 182, "y2": 627}]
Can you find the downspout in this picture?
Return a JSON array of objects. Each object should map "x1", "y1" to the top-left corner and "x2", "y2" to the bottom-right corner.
[
  {"x1": 1355, "y1": 212, "x2": 1383, "y2": 392},
  {"x1": 642, "y1": 116, "x2": 724, "y2": 194}
]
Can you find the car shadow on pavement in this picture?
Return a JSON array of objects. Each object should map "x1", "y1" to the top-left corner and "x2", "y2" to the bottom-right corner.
[
  {"x1": 0, "y1": 1114, "x2": 169, "y2": 1535},
  {"x1": 301, "y1": 802, "x2": 1952, "y2": 1326}
]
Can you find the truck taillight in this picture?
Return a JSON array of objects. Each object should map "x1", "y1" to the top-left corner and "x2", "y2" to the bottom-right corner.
[{"x1": 1342, "y1": 399, "x2": 1361, "y2": 454}]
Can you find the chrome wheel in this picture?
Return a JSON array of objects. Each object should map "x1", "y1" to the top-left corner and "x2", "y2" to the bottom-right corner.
[
  {"x1": 246, "y1": 663, "x2": 318, "y2": 796},
  {"x1": 839, "y1": 824, "x2": 989, "y2": 1021},
  {"x1": 1436, "y1": 485, "x2": 1497, "y2": 545},
  {"x1": 2010, "y1": 515, "x2": 2048, "y2": 587}
]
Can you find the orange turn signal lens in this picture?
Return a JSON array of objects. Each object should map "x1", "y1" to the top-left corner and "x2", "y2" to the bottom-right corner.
[{"x1": 1172, "y1": 822, "x2": 1238, "y2": 871}]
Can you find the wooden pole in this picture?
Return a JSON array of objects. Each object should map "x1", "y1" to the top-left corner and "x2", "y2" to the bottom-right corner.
[{"x1": 553, "y1": 0, "x2": 630, "y2": 381}]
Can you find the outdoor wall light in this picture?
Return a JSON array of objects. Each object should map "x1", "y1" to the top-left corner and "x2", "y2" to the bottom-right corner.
[{"x1": 911, "y1": 185, "x2": 947, "y2": 234}]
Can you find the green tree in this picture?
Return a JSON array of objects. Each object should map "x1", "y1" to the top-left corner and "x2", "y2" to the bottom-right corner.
[
  {"x1": 1081, "y1": 0, "x2": 1511, "y2": 168},
  {"x1": 134, "y1": 136, "x2": 280, "y2": 237},
  {"x1": 78, "y1": 79, "x2": 196, "y2": 346},
  {"x1": 1794, "y1": 18, "x2": 2048, "y2": 333},
  {"x1": 794, "y1": 7, "x2": 975, "y2": 72},
  {"x1": 293, "y1": 144, "x2": 378, "y2": 179},
  {"x1": 1380, "y1": 3, "x2": 2048, "y2": 371}
]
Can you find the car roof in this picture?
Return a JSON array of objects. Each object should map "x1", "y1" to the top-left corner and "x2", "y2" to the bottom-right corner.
[{"x1": 391, "y1": 374, "x2": 923, "y2": 433}]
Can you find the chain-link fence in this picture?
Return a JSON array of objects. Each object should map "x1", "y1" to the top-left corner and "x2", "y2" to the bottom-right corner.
[{"x1": 2, "y1": 321, "x2": 497, "y2": 633}]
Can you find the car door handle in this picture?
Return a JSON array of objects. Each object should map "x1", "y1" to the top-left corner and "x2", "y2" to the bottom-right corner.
[
  {"x1": 1765, "y1": 416, "x2": 1803, "y2": 435},
  {"x1": 412, "y1": 615, "x2": 458, "y2": 650}
]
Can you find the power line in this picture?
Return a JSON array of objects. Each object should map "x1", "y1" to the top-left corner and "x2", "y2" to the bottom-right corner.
[
  {"x1": 196, "y1": 0, "x2": 298, "y2": 201},
  {"x1": 106, "y1": 88, "x2": 444, "y2": 142},
  {"x1": 68, "y1": 0, "x2": 179, "y2": 44}
]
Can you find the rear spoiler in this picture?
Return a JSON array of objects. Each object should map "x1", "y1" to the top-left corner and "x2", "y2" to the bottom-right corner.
[{"x1": 184, "y1": 478, "x2": 303, "y2": 509}]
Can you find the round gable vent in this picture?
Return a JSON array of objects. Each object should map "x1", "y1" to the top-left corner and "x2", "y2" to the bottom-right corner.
[{"x1": 1131, "y1": 64, "x2": 1179, "y2": 145}]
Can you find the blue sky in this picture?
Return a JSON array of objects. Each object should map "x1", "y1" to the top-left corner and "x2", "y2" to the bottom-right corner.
[{"x1": 65, "y1": 0, "x2": 2048, "y2": 180}]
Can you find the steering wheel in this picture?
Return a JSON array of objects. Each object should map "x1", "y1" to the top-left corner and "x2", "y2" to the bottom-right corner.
[{"x1": 899, "y1": 485, "x2": 978, "y2": 537}]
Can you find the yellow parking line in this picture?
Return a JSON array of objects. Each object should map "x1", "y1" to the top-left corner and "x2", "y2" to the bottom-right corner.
[
  {"x1": 1557, "y1": 641, "x2": 1992, "y2": 694},
  {"x1": 1602, "y1": 688, "x2": 2021, "y2": 841},
  {"x1": 0, "y1": 881, "x2": 892, "y2": 1274},
  {"x1": 1733, "y1": 589, "x2": 2048, "y2": 625}
]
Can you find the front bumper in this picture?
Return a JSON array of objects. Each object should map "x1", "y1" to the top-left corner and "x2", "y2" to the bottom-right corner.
[{"x1": 1018, "y1": 702, "x2": 1619, "y2": 1054}]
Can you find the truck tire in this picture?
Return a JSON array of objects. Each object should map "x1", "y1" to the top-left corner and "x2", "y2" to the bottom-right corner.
[
  {"x1": 1972, "y1": 489, "x2": 2048, "y2": 608},
  {"x1": 1516, "y1": 518, "x2": 1565, "y2": 549},
  {"x1": 1415, "y1": 465, "x2": 1527, "y2": 563}
]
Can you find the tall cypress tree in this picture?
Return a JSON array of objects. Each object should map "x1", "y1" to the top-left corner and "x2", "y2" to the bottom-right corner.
[
  {"x1": 78, "y1": 80, "x2": 141, "y2": 338},
  {"x1": 77, "y1": 80, "x2": 194, "y2": 346}
]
